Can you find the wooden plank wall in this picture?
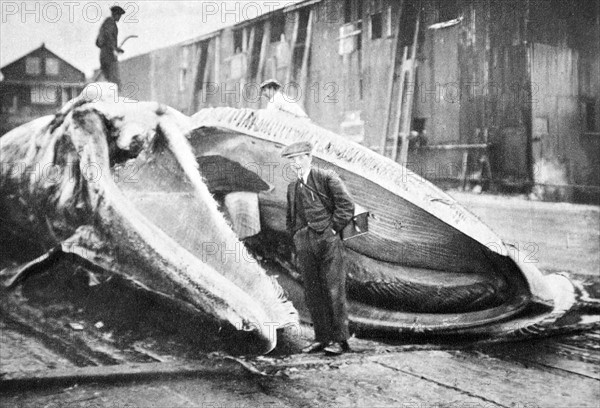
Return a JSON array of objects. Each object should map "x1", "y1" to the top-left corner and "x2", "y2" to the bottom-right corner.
[
  {"x1": 150, "y1": 46, "x2": 182, "y2": 112},
  {"x1": 115, "y1": 0, "x2": 598, "y2": 199},
  {"x1": 427, "y1": 24, "x2": 461, "y2": 145},
  {"x1": 119, "y1": 53, "x2": 153, "y2": 102},
  {"x1": 354, "y1": 1, "x2": 397, "y2": 149},
  {"x1": 411, "y1": 0, "x2": 489, "y2": 180},
  {"x1": 487, "y1": 0, "x2": 531, "y2": 183},
  {"x1": 303, "y1": 1, "x2": 347, "y2": 134},
  {"x1": 572, "y1": 0, "x2": 600, "y2": 198},
  {"x1": 458, "y1": 0, "x2": 490, "y2": 146},
  {"x1": 526, "y1": 0, "x2": 600, "y2": 199}
]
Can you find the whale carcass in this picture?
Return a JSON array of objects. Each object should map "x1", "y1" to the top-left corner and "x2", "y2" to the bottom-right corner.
[
  {"x1": 0, "y1": 87, "x2": 578, "y2": 356},
  {"x1": 189, "y1": 107, "x2": 577, "y2": 338},
  {"x1": 0, "y1": 86, "x2": 298, "y2": 355}
]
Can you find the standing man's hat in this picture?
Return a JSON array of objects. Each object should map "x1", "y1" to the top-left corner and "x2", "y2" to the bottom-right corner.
[
  {"x1": 281, "y1": 141, "x2": 314, "y2": 158},
  {"x1": 110, "y1": 5, "x2": 126, "y2": 15},
  {"x1": 260, "y1": 78, "x2": 282, "y2": 90}
]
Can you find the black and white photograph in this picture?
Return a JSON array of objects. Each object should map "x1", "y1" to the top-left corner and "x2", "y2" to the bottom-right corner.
[{"x1": 0, "y1": 1, "x2": 599, "y2": 407}]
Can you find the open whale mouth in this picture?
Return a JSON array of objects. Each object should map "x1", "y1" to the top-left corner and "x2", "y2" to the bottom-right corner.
[{"x1": 189, "y1": 107, "x2": 578, "y2": 338}]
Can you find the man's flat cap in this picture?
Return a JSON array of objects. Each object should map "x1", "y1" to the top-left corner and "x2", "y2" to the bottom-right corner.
[
  {"x1": 260, "y1": 78, "x2": 282, "y2": 89},
  {"x1": 110, "y1": 5, "x2": 126, "y2": 15},
  {"x1": 281, "y1": 141, "x2": 313, "y2": 158}
]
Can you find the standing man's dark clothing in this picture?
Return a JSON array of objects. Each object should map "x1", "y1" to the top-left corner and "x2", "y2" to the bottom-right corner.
[
  {"x1": 96, "y1": 6, "x2": 125, "y2": 87},
  {"x1": 283, "y1": 141, "x2": 355, "y2": 355}
]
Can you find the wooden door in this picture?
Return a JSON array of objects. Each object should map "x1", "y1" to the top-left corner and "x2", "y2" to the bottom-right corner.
[
  {"x1": 429, "y1": 24, "x2": 460, "y2": 144},
  {"x1": 530, "y1": 43, "x2": 579, "y2": 186}
]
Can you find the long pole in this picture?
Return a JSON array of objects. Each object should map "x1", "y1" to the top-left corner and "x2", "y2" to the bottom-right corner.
[
  {"x1": 397, "y1": 8, "x2": 421, "y2": 165},
  {"x1": 390, "y1": 46, "x2": 408, "y2": 161},
  {"x1": 380, "y1": 1, "x2": 404, "y2": 156},
  {"x1": 299, "y1": 9, "x2": 315, "y2": 108}
]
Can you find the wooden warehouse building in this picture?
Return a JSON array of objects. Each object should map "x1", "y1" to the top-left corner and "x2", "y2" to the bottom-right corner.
[{"x1": 119, "y1": 0, "x2": 600, "y2": 203}]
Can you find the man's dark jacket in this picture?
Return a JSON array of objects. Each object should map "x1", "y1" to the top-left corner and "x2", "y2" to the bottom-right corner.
[
  {"x1": 96, "y1": 17, "x2": 119, "y2": 54},
  {"x1": 286, "y1": 167, "x2": 355, "y2": 235},
  {"x1": 286, "y1": 166, "x2": 354, "y2": 343}
]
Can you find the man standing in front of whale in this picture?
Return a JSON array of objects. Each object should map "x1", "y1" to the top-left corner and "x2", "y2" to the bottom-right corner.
[{"x1": 283, "y1": 141, "x2": 354, "y2": 355}]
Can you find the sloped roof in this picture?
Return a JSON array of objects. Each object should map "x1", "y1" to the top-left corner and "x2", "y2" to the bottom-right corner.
[{"x1": 0, "y1": 43, "x2": 85, "y2": 77}]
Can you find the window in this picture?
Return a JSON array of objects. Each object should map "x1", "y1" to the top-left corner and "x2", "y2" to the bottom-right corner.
[
  {"x1": 1, "y1": 95, "x2": 18, "y2": 113},
  {"x1": 339, "y1": 22, "x2": 361, "y2": 55},
  {"x1": 340, "y1": 0, "x2": 362, "y2": 54},
  {"x1": 371, "y1": 12, "x2": 382, "y2": 39},
  {"x1": 26, "y1": 57, "x2": 41, "y2": 75},
  {"x1": 45, "y1": 58, "x2": 59, "y2": 75},
  {"x1": 31, "y1": 85, "x2": 58, "y2": 105},
  {"x1": 60, "y1": 87, "x2": 67, "y2": 105}
]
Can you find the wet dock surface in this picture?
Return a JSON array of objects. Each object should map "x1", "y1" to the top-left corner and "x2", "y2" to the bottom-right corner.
[
  {"x1": 1, "y1": 322, "x2": 599, "y2": 407},
  {"x1": 1, "y1": 193, "x2": 599, "y2": 407}
]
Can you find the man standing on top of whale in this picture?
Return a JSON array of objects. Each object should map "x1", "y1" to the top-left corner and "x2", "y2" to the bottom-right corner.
[
  {"x1": 96, "y1": 5, "x2": 126, "y2": 88},
  {"x1": 260, "y1": 79, "x2": 309, "y2": 118}
]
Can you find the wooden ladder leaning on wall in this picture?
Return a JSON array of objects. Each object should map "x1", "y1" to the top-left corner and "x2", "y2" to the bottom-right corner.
[{"x1": 380, "y1": 3, "x2": 421, "y2": 165}]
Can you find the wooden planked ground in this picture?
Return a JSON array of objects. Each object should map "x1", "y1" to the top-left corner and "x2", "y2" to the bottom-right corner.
[{"x1": 1, "y1": 193, "x2": 598, "y2": 407}]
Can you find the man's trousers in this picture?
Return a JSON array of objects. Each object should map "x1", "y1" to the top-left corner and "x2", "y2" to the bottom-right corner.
[
  {"x1": 293, "y1": 227, "x2": 350, "y2": 343},
  {"x1": 100, "y1": 49, "x2": 121, "y2": 88}
]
